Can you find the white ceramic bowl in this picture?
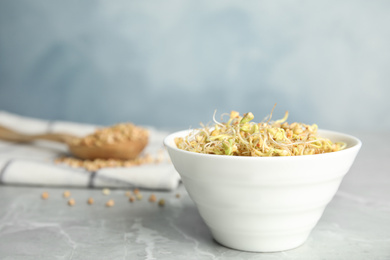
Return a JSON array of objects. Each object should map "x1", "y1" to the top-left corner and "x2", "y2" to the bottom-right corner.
[{"x1": 164, "y1": 129, "x2": 362, "y2": 252}]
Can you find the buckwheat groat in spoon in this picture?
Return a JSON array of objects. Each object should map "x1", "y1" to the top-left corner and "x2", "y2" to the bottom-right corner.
[{"x1": 0, "y1": 123, "x2": 148, "y2": 160}]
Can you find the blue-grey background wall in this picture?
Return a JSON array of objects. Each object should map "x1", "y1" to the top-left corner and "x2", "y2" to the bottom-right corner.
[{"x1": 1, "y1": 0, "x2": 389, "y2": 131}]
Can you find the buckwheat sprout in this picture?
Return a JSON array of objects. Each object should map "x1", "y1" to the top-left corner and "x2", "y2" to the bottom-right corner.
[
  {"x1": 174, "y1": 109, "x2": 346, "y2": 156},
  {"x1": 236, "y1": 126, "x2": 249, "y2": 145},
  {"x1": 339, "y1": 142, "x2": 347, "y2": 150},
  {"x1": 274, "y1": 111, "x2": 289, "y2": 125},
  {"x1": 220, "y1": 112, "x2": 231, "y2": 122},
  {"x1": 265, "y1": 103, "x2": 277, "y2": 124},
  {"x1": 213, "y1": 110, "x2": 225, "y2": 127}
]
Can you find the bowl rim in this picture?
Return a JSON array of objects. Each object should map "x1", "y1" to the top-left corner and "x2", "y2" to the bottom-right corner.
[{"x1": 163, "y1": 129, "x2": 362, "y2": 161}]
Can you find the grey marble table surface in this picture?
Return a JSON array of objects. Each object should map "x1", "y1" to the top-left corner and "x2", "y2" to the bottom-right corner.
[{"x1": 0, "y1": 132, "x2": 389, "y2": 260}]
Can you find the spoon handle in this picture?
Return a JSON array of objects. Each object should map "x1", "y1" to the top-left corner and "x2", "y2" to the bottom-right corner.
[{"x1": 0, "y1": 125, "x2": 76, "y2": 144}]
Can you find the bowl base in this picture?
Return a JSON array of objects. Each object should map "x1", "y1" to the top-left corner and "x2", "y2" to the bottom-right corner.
[{"x1": 211, "y1": 229, "x2": 309, "y2": 252}]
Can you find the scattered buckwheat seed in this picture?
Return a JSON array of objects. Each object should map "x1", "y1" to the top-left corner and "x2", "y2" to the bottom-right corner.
[
  {"x1": 106, "y1": 199, "x2": 115, "y2": 207},
  {"x1": 41, "y1": 192, "x2": 49, "y2": 200},
  {"x1": 63, "y1": 190, "x2": 71, "y2": 198},
  {"x1": 158, "y1": 199, "x2": 165, "y2": 207},
  {"x1": 149, "y1": 194, "x2": 156, "y2": 202},
  {"x1": 87, "y1": 197, "x2": 94, "y2": 205},
  {"x1": 129, "y1": 196, "x2": 136, "y2": 202},
  {"x1": 102, "y1": 188, "x2": 110, "y2": 195},
  {"x1": 68, "y1": 198, "x2": 76, "y2": 206}
]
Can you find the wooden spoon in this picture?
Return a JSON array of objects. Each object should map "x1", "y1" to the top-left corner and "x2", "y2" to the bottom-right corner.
[{"x1": 0, "y1": 125, "x2": 148, "y2": 160}]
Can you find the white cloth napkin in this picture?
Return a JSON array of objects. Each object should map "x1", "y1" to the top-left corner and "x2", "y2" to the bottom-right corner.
[{"x1": 0, "y1": 111, "x2": 180, "y2": 190}]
